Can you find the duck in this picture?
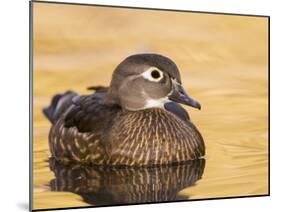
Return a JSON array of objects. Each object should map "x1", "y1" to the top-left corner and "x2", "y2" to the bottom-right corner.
[{"x1": 43, "y1": 53, "x2": 205, "y2": 166}]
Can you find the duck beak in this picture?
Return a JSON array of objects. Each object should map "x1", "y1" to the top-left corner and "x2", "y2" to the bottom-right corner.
[{"x1": 168, "y1": 79, "x2": 201, "y2": 110}]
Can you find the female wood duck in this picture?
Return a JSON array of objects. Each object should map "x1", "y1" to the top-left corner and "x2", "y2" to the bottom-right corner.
[{"x1": 43, "y1": 54, "x2": 205, "y2": 166}]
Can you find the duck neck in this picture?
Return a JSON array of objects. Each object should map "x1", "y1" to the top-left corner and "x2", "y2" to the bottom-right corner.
[{"x1": 104, "y1": 88, "x2": 120, "y2": 106}]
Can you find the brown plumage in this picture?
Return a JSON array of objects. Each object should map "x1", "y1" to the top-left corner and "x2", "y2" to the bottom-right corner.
[{"x1": 44, "y1": 54, "x2": 205, "y2": 166}]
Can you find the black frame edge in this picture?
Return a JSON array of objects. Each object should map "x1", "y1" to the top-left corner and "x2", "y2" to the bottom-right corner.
[
  {"x1": 32, "y1": 0, "x2": 269, "y2": 18},
  {"x1": 29, "y1": 1, "x2": 34, "y2": 211},
  {"x1": 32, "y1": 194, "x2": 270, "y2": 212},
  {"x1": 267, "y1": 16, "x2": 270, "y2": 196}
]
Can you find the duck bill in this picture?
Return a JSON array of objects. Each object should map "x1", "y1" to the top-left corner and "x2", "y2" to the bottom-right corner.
[{"x1": 168, "y1": 81, "x2": 201, "y2": 110}]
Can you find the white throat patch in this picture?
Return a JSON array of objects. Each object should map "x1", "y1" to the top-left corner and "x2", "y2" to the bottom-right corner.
[
  {"x1": 125, "y1": 96, "x2": 171, "y2": 111},
  {"x1": 142, "y1": 88, "x2": 173, "y2": 110},
  {"x1": 143, "y1": 97, "x2": 171, "y2": 109}
]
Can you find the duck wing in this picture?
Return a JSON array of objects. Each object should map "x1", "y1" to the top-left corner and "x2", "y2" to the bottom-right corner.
[
  {"x1": 64, "y1": 92, "x2": 121, "y2": 133},
  {"x1": 43, "y1": 90, "x2": 78, "y2": 124}
]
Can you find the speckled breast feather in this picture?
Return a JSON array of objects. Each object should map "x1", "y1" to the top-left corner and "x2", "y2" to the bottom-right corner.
[{"x1": 49, "y1": 108, "x2": 204, "y2": 166}]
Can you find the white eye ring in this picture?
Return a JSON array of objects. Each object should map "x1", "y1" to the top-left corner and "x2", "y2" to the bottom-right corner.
[{"x1": 141, "y1": 67, "x2": 163, "y2": 82}]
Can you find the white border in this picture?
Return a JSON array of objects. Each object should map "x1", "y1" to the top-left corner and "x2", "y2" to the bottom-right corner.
[{"x1": 0, "y1": 0, "x2": 279, "y2": 212}]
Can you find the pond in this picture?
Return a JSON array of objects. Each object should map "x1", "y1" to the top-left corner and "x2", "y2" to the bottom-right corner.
[{"x1": 32, "y1": 2, "x2": 268, "y2": 210}]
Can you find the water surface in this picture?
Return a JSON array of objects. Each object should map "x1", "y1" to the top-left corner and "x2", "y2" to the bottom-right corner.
[
  {"x1": 48, "y1": 159, "x2": 205, "y2": 206},
  {"x1": 32, "y1": 3, "x2": 268, "y2": 210}
]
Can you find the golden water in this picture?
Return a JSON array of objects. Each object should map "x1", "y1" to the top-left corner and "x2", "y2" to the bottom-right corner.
[{"x1": 32, "y1": 2, "x2": 268, "y2": 210}]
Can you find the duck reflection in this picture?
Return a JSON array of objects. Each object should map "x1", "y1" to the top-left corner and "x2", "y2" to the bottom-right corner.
[{"x1": 49, "y1": 158, "x2": 205, "y2": 206}]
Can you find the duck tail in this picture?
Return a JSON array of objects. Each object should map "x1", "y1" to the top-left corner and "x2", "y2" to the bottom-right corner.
[{"x1": 43, "y1": 90, "x2": 77, "y2": 124}]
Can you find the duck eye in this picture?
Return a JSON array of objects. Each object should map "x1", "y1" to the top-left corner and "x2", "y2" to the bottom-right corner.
[
  {"x1": 142, "y1": 67, "x2": 163, "y2": 82},
  {"x1": 151, "y1": 70, "x2": 161, "y2": 79}
]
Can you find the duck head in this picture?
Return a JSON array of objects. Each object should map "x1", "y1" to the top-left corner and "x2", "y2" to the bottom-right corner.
[{"x1": 106, "y1": 54, "x2": 201, "y2": 111}]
